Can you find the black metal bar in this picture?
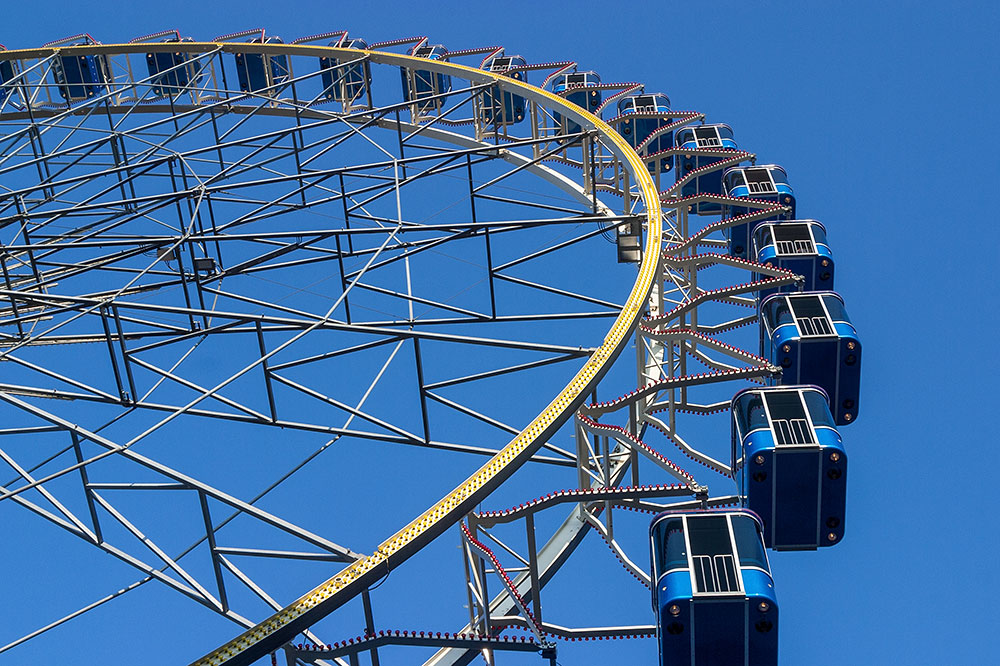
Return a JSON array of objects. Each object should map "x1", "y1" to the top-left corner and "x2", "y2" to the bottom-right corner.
[
  {"x1": 338, "y1": 172, "x2": 354, "y2": 254},
  {"x1": 334, "y1": 233, "x2": 352, "y2": 324},
  {"x1": 0, "y1": 243, "x2": 25, "y2": 337},
  {"x1": 111, "y1": 303, "x2": 138, "y2": 402},
  {"x1": 465, "y1": 153, "x2": 497, "y2": 320},
  {"x1": 525, "y1": 512, "x2": 542, "y2": 625},
  {"x1": 256, "y1": 320, "x2": 278, "y2": 422},
  {"x1": 361, "y1": 588, "x2": 381, "y2": 666},
  {"x1": 99, "y1": 305, "x2": 127, "y2": 402},
  {"x1": 71, "y1": 432, "x2": 103, "y2": 544},
  {"x1": 413, "y1": 337, "x2": 431, "y2": 445},
  {"x1": 199, "y1": 490, "x2": 230, "y2": 613}
]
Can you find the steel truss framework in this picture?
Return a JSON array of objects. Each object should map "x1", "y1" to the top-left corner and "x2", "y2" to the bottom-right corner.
[{"x1": 0, "y1": 36, "x2": 800, "y2": 666}]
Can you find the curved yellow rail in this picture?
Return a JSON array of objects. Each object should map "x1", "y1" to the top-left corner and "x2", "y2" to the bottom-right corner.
[
  {"x1": 0, "y1": 41, "x2": 662, "y2": 665},
  {"x1": 181, "y1": 43, "x2": 664, "y2": 666}
]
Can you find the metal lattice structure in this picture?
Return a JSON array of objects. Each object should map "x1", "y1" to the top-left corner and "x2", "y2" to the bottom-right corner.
[{"x1": 0, "y1": 33, "x2": 812, "y2": 666}]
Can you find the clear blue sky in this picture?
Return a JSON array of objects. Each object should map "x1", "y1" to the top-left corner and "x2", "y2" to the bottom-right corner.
[{"x1": 1, "y1": 2, "x2": 997, "y2": 665}]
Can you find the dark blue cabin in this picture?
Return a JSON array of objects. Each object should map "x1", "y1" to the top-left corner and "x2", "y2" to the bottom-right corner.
[
  {"x1": 753, "y1": 220, "x2": 834, "y2": 299},
  {"x1": 675, "y1": 124, "x2": 738, "y2": 214},
  {"x1": 319, "y1": 38, "x2": 370, "y2": 105},
  {"x1": 722, "y1": 165, "x2": 795, "y2": 259},
  {"x1": 615, "y1": 93, "x2": 673, "y2": 175},
  {"x1": 760, "y1": 291, "x2": 861, "y2": 425},
  {"x1": 550, "y1": 70, "x2": 601, "y2": 135},
  {"x1": 52, "y1": 48, "x2": 109, "y2": 102},
  {"x1": 732, "y1": 386, "x2": 847, "y2": 550},
  {"x1": 0, "y1": 54, "x2": 17, "y2": 107},
  {"x1": 650, "y1": 509, "x2": 777, "y2": 666},
  {"x1": 145, "y1": 38, "x2": 202, "y2": 97},
  {"x1": 479, "y1": 54, "x2": 527, "y2": 127},
  {"x1": 234, "y1": 36, "x2": 291, "y2": 96},
  {"x1": 401, "y1": 44, "x2": 451, "y2": 112}
]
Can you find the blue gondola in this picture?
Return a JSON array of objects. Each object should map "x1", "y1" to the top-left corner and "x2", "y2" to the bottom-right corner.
[
  {"x1": 234, "y1": 36, "x2": 290, "y2": 95},
  {"x1": 616, "y1": 93, "x2": 672, "y2": 175},
  {"x1": 651, "y1": 509, "x2": 777, "y2": 666},
  {"x1": 722, "y1": 165, "x2": 795, "y2": 259},
  {"x1": 145, "y1": 38, "x2": 202, "y2": 97},
  {"x1": 760, "y1": 291, "x2": 861, "y2": 425},
  {"x1": 753, "y1": 220, "x2": 834, "y2": 299},
  {"x1": 480, "y1": 54, "x2": 527, "y2": 127},
  {"x1": 732, "y1": 386, "x2": 847, "y2": 550},
  {"x1": 319, "y1": 38, "x2": 370, "y2": 104},
  {"x1": 401, "y1": 44, "x2": 451, "y2": 112},
  {"x1": 0, "y1": 54, "x2": 17, "y2": 106},
  {"x1": 52, "y1": 48, "x2": 109, "y2": 102},
  {"x1": 675, "y1": 124, "x2": 738, "y2": 214},
  {"x1": 550, "y1": 70, "x2": 601, "y2": 135}
]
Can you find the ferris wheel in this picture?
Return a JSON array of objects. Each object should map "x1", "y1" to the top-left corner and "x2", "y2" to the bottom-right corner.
[{"x1": 0, "y1": 30, "x2": 861, "y2": 666}]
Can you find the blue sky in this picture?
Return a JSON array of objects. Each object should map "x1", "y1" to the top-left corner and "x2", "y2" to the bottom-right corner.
[{"x1": 1, "y1": 1, "x2": 997, "y2": 664}]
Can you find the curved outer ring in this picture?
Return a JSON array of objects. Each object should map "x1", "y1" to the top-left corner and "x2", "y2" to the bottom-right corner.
[{"x1": 1, "y1": 41, "x2": 663, "y2": 665}]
